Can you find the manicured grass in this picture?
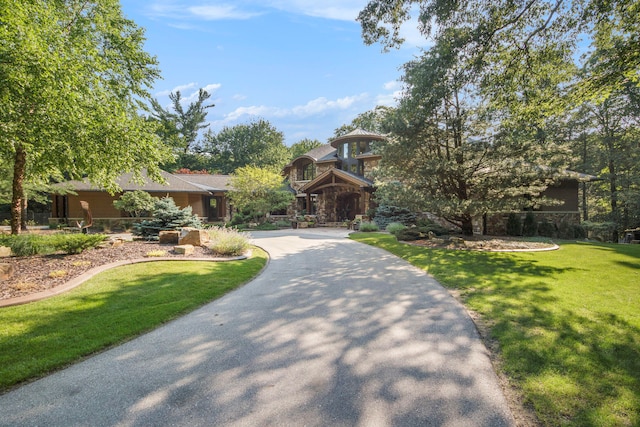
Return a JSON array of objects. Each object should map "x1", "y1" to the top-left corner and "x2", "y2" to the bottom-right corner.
[
  {"x1": 351, "y1": 233, "x2": 640, "y2": 427},
  {"x1": 0, "y1": 249, "x2": 267, "y2": 392}
]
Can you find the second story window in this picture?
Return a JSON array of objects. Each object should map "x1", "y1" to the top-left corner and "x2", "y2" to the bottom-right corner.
[{"x1": 302, "y1": 162, "x2": 315, "y2": 180}]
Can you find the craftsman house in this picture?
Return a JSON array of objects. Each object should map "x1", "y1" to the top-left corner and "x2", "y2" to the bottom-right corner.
[
  {"x1": 50, "y1": 170, "x2": 232, "y2": 227},
  {"x1": 284, "y1": 128, "x2": 590, "y2": 233},
  {"x1": 283, "y1": 129, "x2": 383, "y2": 223}
]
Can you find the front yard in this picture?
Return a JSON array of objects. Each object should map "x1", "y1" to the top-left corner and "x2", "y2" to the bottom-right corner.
[{"x1": 351, "y1": 233, "x2": 640, "y2": 427}]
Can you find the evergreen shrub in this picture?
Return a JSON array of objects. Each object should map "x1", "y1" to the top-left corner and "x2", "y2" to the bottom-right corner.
[
  {"x1": 522, "y1": 211, "x2": 537, "y2": 237},
  {"x1": 373, "y1": 205, "x2": 417, "y2": 229},
  {"x1": 506, "y1": 213, "x2": 522, "y2": 236},
  {"x1": 134, "y1": 197, "x2": 201, "y2": 238},
  {"x1": 537, "y1": 221, "x2": 557, "y2": 238}
]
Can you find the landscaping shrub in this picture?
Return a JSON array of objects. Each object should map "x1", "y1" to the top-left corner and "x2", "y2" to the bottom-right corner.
[
  {"x1": 134, "y1": 197, "x2": 202, "y2": 238},
  {"x1": 415, "y1": 219, "x2": 448, "y2": 236},
  {"x1": 522, "y1": 211, "x2": 537, "y2": 237},
  {"x1": 582, "y1": 221, "x2": 617, "y2": 241},
  {"x1": 0, "y1": 233, "x2": 107, "y2": 256},
  {"x1": 358, "y1": 222, "x2": 380, "y2": 232},
  {"x1": 207, "y1": 227, "x2": 250, "y2": 256},
  {"x1": 113, "y1": 190, "x2": 156, "y2": 217},
  {"x1": 274, "y1": 220, "x2": 291, "y2": 228},
  {"x1": 558, "y1": 221, "x2": 587, "y2": 239},
  {"x1": 537, "y1": 220, "x2": 557, "y2": 238},
  {"x1": 53, "y1": 234, "x2": 107, "y2": 254},
  {"x1": 393, "y1": 228, "x2": 424, "y2": 241},
  {"x1": 386, "y1": 222, "x2": 407, "y2": 235},
  {"x1": 372, "y1": 205, "x2": 417, "y2": 229},
  {"x1": 506, "y1": 213, "x2": 522, "y2": 236}
]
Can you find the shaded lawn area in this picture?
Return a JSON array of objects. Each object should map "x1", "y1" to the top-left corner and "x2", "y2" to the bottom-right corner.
[
  {"x1": 351, "y1": 233, "x2": 640, "y2": 427},
  {"x1": 0, "y1": 249, "x2": 267, "y2": 392}
]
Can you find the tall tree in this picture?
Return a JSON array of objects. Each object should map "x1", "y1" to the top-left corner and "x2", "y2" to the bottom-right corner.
[
  {"x1": 204, "y1": 119, "x2": 291, "y2": 174},
  {"x1": 332, "y1": 106, "x2": 392, "y2": 139},
  {"x1": 0, "y1": 0, "x2": 169, "y2": 234},
  {"x1": 149, "y1": 88, "x2": 214, "y2": 155},
  {"x1": 289, "y1": 138, "x2": 323, "y2": 159}
]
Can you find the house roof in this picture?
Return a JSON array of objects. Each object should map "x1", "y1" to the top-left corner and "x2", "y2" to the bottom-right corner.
[
  {"x1": 173, "y1": 174, "x2": 232, "y2": 192},
  {"x1": 329, "y1": 128, "x2": 386, "y2": 148},
  {"x1": 54, "y1": 170, "x2": 232, "y2": 194},
  {"x1": 299, "y1": 168, "x2": 374, "y2": 193},
  {"x1": 282, "y1": 144, "x2": 338, "y2": 174}
]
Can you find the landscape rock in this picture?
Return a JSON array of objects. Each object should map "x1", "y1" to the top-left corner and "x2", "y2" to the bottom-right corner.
[
  {"x1": 159, "y1": 230, "x2": 180, "y2": 244},
  {"x1": 174, "y1": 244, "x2": 195, "y2": 255},
  {"x1": 178, "y1": 228, "x2": 209, "y2": 246},
  {"x1": 0, "y1": 246, "x2": 11, "y2": 258},
  {"x1": 0, "y1": 263, "x2": 14, "y2": 281}
]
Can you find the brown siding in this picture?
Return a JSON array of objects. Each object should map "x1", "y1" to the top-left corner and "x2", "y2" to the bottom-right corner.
[
  {"x1": 541, "y1": 180, "x2": 579, "y2": 212},
  {"x1": 67, "y1": 192, "x2": 121, "y2": 218}
]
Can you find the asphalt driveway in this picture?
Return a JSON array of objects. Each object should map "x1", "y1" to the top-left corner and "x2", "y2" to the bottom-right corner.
[{"x1": 0, "y1": 228, "x2": 515, "y2": 426}]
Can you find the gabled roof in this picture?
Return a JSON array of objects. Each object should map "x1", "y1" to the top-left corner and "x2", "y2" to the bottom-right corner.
[
  {"x1": 299, "y1": 168, "x2": 374, "y2": 193},
  {"x1": 53, "y1": 170, "x2": 232, "y2": 194},
  {"x1": 173, "y1": 174, "x2": 232, "y2": 192},
  {"x1": 329, "y1": 128, "x2": 386, "y2": 148}
]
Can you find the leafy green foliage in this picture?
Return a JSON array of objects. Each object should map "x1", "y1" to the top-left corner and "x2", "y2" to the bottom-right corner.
[
  {"x1": 506, "y1": 213, "x2": 522, "y2": 236},
  {"x1": 0, "y1": 233, "x2": 107, "y2": 256},
  {"x1": 358, "y1": 222, "x2": 380, "y2": 232},
  {"x1": 372, "y1": 205, "x2": 417, "y2": 229},
  {"x1": 228, "y1": 166, "x2": 294, "y2": 223},
  {"x1": 289, "y1": 138, "x2": 324, "y2": 159},
  {"x1": 0, "y1": 1, "x2": 169, "y2": 234},
  {"x1": 148, "y1": 88, "x2": 214, "y2": 171},
  {"x1": 206, "y1": 227, "x2": 251, "y2": 256},
  {"x1": 204, "y1": 119, "x2": 291, "y2": 173},
  {"x1": 522, "y1": 211, "x2": 538, "y2": 237},
  {"x1": 385, "y1": 222, "x2": 408, "y2": 234},
  {"x1": 134, "y1": 197, "x2": 202, "y2": 237},
  {"x1": 113, "y1": 190, "x2": 157, "y2": 217}
]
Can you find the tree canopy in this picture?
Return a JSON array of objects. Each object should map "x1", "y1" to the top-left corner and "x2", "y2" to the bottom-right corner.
[
  {"x1": 227, "y1": 166, "x2": 294, "y2": 223},
  {"x1": 204, "y1": 119, "x2": 291, "y2": 174},
  {"x1": 289, "y1": 138, "x2": 324, "y2": 159},
  {"x1": 0, "y1": 0, "x2": 169, "y2": 233}
]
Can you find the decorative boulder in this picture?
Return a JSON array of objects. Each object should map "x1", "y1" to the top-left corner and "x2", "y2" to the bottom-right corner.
[
  {"x1": 0, "y1": 246, "x2": 11, "y2": 258},
  {"x1": 159, "y1": 230, "x2": 180, "y2": 244},
  {"x1": 178, "y1": 228, "x2": 209, "y2": 246},
  {"x1": 0, "y1": 263, "x2": 14, "y2": 281},
  {"x1": 174, "y1": 244, "x2": 194, "y2": 255}
]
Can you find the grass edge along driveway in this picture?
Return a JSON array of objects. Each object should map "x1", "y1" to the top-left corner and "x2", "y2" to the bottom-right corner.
[
  {"x1": 0, "y1": 248, "x2": 267, "y2": 393},
  {"x1": 350, "y1": 233, "x2": 639, "y2": 427}
]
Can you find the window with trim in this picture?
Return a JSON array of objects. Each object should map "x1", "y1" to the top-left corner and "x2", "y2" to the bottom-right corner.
[{"x1": 301, "y1": 162, "x2": 315, "y2": 180}]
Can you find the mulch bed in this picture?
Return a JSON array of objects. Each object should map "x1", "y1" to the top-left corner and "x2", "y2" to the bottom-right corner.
[
  {"x1": 407, "y1": 236, "x2": 556, "y2": 251},
  {"x1": 1, "y1": 240, "x2": 219, "y2": 301}
]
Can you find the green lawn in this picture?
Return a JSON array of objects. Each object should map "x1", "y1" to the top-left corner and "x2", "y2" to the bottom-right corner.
[
  {"x1": 351, "y1": 233, "x2": 640, "y2": 427},
  {"x1": 0, "y1": 249, "x2": 267, "y2": 392}
]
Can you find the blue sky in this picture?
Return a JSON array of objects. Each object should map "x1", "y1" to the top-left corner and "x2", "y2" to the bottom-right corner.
[{"x1": 119, "y1": 1, "x2": 425, "y2": 145}]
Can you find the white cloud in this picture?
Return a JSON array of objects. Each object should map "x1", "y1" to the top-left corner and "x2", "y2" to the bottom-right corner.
[
  {"x1": 155, "y1": 82, "x2": 197, "y2": 97},
  {"x1": 147, "y1": 1, "x2": 263, "y2": 21},
  {"x1": 147, "y1": 0, "x2": 367, "y2": 23},
  {"x1": 187, "y1": 5, "x2": 263, "y2": 20},
  {"x1": 266, "y1": 0, "x2": 365, "y2": 21},
  {"x1": 218, "y1": 93, "x2": 368, "y2": 124}
]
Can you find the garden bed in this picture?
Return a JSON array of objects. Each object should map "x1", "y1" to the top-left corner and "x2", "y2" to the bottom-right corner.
[{"x1": 1, "y1": 240, "x2": 220, "y2": 301}]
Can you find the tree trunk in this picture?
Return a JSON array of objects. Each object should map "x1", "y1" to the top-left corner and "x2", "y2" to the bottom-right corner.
[
  {"x1": 11, "y1": 145, "x2": 27, "y2": 235},
  {"x1": 605, "y1": 137, "x2": 619, "y2": 241}
]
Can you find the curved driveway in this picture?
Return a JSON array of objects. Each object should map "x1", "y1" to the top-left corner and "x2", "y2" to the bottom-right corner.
[{"x1": 0, "y1": 229, "x2": 514, "y2": 426}]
